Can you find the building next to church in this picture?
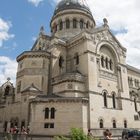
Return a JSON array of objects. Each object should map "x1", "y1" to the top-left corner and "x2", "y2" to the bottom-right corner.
[{"x1": 0, "y1": 0, "x2": 140, "y2": 137}]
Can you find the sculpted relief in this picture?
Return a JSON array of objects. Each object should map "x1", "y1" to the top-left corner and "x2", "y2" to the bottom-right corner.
[{"x1": 90, "y1": 30, "x2": 125, "y2": 57}]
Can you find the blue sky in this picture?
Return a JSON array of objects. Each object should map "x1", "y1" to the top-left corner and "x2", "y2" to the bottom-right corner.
[
  {"x1": 0, "y1": 0, "x2": 55, "y2": 59},
  {"x1": 0, "y1": 0, "x2": 140, "y2": 85}
]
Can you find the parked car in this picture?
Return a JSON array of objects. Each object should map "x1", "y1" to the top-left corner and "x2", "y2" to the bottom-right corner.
[{"x1": 122, "y1": 129, "x2": 140, "y2": 139}]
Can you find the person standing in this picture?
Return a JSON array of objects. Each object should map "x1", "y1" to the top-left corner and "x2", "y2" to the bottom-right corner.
[
  {"x1": 87, "y1": 129, "x2": 94, "y2": 139},
  {"x1": 103, "y1": 129, "x2": 112, "y2": 140}
]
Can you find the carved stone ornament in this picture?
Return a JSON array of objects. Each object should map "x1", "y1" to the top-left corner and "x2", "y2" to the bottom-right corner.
[
  {"x1": 31, "y1": 61, "x2": 37, "y2": 66},
  {"x1": 91, "y1": 30, "x2": 124, "y2": 56},
  {"x1": 67, "y1": 83, "x2": 73, "y2": 89}
]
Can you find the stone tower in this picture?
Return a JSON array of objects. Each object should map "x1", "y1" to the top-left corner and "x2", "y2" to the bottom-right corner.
[{"x1": 15, "y1": 27, "x2": 51, "y2": 101}]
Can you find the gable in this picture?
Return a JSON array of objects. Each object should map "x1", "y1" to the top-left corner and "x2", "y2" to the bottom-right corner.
[
  {"x1": 85, "y1": 28, "x2": 127, "y2": 64},
  {"x1": 31, "y1": 35, "x2": 51, "y2": 51}
]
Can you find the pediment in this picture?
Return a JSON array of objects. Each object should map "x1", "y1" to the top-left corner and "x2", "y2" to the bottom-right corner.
[
  {"x1": 31, "y1": 34, "x2": 51, "y2": 51},
  {"x1": 1, "y1": 80, "x2": 14, "y2": 89},
  {"x1": 90, "y1": 28, "x2": 126, "y2": 58},
  {"x1": 21, "y1": 83, "x2": 42, "y2": 94}
]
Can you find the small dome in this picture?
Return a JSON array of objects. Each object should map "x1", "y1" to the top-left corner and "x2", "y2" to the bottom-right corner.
[{"x1": 54, "y1": 0, "x2": 92, "y2": 16}]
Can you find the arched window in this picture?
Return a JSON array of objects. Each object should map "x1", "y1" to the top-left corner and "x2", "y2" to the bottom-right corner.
[
  {"x1": 73, "y1": 19, "x2": 77, "y2": 28},
  {"x1": 112, "y1": 120, "x2": 116, "y2": 128},
  {"x1": 105, "y1": 57, "x2": 109, "y2": 69},
  {"x1": 80, "y1": 19, "x2": 84, "y2": 29},
  {"x1": 38, "y1": 47, "x2": 42, "y2": 50},
  {"x1": 50, "y1": 108, "x2": 55, "y2": 119},
  {"x1": 17, "y1": 81, "x2": 21, "y2": 93},
  {"x1": 138, "y1": 81, "x2": 140, "y2": 87},
  {"x1": 99, "y1": 119, "x2": 104, "y2": 128},
  {"x1": 112, "y1": 93, "x2": 116, "y2": 109},
  {"x1": 4, "y1": 86, "x2": 10, "y2": 96},
  {"x1": 124, "y1": 120, "x2": 127, "y2": 128},
  {"x1": 45, "y1": 108, "x2": 49, "y2": 119},
  {"x1": 86, "y1": 21, "x2": 90, "y2": 29},
  {"x1": 59, "y1": 56, "x2": 64, "y2": 68},
  {"x1": 66, "y1": 19, "x2": 70, "y2": 29},
  {"x1": 134, "y1": 79, "x2": 137, "y2": 87},
  {"x1": 103, "y1": 92, "x2": 107, "y2": 108},
  {"x1": 4, "y1": 121, "x2": 8, "y2": 132},
  {"x1": 134, "y1": 98, "x2": 137, "y2": 112},
  {"x1": 53, "y1": 23, "x2": 57, "y2": 33},
  {"x1": 101, "y1": 56, "x2": 104, "y2": 68},
  {"x1": 135, "y1": 79, "x2": 139, "y2": 87},
  {"x1": 74, "y1": 53, "x2": 79, "y2": 65},
  {"x1": 109, "y1": 59, "x2": 113, "y2": 70},
  {"x1": 59, "y1": 20, "x2": 63, "y2": 30}
]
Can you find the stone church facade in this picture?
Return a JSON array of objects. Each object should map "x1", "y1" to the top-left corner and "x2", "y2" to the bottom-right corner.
[{"x1": 0, "y1": 0, "x2": 140, "y2": 137}]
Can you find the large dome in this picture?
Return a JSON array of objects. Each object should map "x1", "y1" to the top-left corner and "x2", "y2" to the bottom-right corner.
[
  {"x1": 54, "y1": 0, "x2": 92, "y2": 16},
  {"x1": 50, "y1": 0, "x2": 95, "y2": 39}
]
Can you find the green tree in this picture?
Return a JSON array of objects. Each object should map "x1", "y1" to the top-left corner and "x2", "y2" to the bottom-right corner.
[
  {"x1": 55, "y1": 128, "x2": 99, "y2": 140},
  {"x1": 71, "y1": 128, "x2": 88, "y2": 140}
]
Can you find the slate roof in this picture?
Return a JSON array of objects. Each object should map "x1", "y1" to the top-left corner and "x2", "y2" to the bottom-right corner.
[{"x1": 54, "y1": 0, "x2": 92, "y2": 16}]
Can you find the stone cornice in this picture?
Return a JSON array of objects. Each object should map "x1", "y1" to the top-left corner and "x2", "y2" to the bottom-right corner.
[
  {"x1": 127, "y1": 64, "x2": 140, "y2": 74},
  {"x1": 51, "y1": 10, "x2": 95, "y2": 26},
  {"x1": 67, "y1": 34, "x2": 86, "y2": 48},
  {"x1": 16, "y1": 68, "x2": 48, "y2": 78},
  {"x1": 52, "y1": 73, "x2": 85, "y2": 85},
  {"x1": 30, "y1": 97, "x2": 89, "y2": 104},
  {"x1": 52, "y1": 79, "x2": 85, "y2": 86},
  {"x1": 84, "y1": 50, "x2": 97, "y2": 56},
  {"x1": 88, "y1": 90, "x2": 140, "y2": 103},
  {"x1": 65, "y1": 31, "x2": 91, "y2": 49},
  {"x1": 117, "y1": 96, "x2": 140, "y2": 103},
  {"x1": 85, "y1": 26, "x2": 107, "y2": 35},
  {"x1": 53, "y1": 90, "x2": 86, "y2": 95},
  {"x1": 17, "y1": 51, "x2": 51, "y2": 62},
  {"x1": 107, "y1": 30, "x2": 126, "y2": 51}
]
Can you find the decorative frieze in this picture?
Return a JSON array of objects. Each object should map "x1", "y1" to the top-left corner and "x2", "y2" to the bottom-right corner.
[
  {"x1": 17, "y1": 68, "x2": 48, "y2": 78},
  {"x1": 99, "y1": 70, "x2": 117, "y2": 82},
  {"x1": 31, "y1": 96, "x2": 89, "y2": 104},
  {"x1": 90, "y1": 30, "x2": 126, "y2": 58},
  {"x1": 67, "y1": 83, "x2": 73, "y2": 89},
  {"x1": 17, "y1": 51, "x2": 50, "y2": 62},
  {"x1": 52, "y1": 73, "x2": 85, "y2": 85}
]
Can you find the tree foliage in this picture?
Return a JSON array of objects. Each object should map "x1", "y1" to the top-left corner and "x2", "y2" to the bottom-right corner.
[
  {"x1": 55, "y1": 128, "x2": 99, "y2": 140},
  {"x1": 71, "y1": 128, "x2": 88, "y2": 140}
]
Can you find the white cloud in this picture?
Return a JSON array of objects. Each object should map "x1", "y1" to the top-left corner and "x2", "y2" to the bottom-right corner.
[
  {"x1": 0, "y1": 18, "x2": 14, "y2": 47},
  {"x1": 28, "y1": 0, "x2": 44, "y2": 7},
  {"x1": 0, "y1": 56, "x2": 17, "y2": 86},
  {"x1": 53, "y1": 0, "x2": 140, "y2": 69},
  {"x1": 87, "y1": 0, "x2": 140, "y2": 69}
]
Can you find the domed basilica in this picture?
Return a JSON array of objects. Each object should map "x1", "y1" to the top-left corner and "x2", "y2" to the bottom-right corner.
[{"x1": 0, "y1": 0, "x2": 140, "y2": 137}]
